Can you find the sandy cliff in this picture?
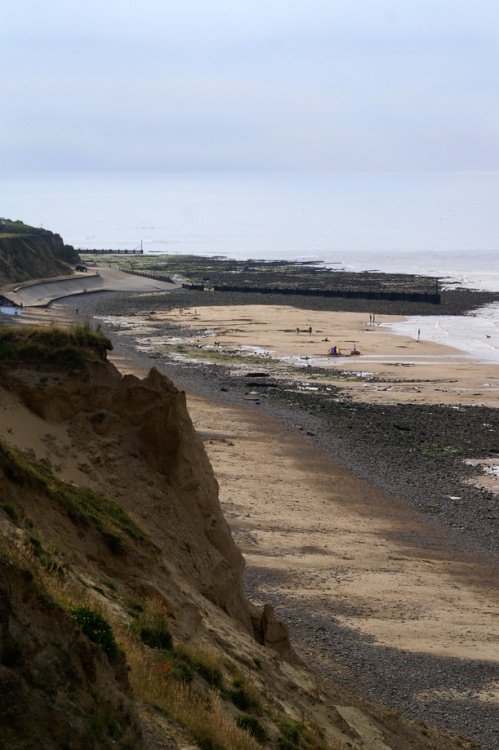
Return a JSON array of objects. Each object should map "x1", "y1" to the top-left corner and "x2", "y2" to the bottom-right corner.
[{"x1": 0, "y1": 325, "x2": 477, "y2": 749}]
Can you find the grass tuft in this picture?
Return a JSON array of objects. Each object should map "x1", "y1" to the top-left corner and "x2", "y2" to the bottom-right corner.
[
  {"x1": 121, "y1": 633, "x2": 260, "y2": 750},
  {"x1": 236, "y1": 714, "x2": 267, "y2": 743},
  {"x1": 131, "y1": 597, "x2": 173, "y2": 650},
  {"x1": 175, "y1": 643, "x2": 224, "y2": 690},
  {"x1": 275, "y1": 716, "x2": 329, "y2": 750},
  {"x1": 228, "y1": 677, "x2": 262, "y2": 714}
]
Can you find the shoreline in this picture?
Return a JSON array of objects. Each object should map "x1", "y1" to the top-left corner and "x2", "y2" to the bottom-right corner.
[
  {"x1": 9, "y1": 278, "x2": 499, "y2": 748},
  {"x1": 107, "y1": 332, "x2": 499, "y2": 554},
  {"x1": 108, "y1": 339, "x2": 499, "y2": 749}
]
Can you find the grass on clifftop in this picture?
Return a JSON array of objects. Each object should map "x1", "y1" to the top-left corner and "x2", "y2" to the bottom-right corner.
[
  {"x1": 0, "y1": 219, "x2": 51, "y2": 237},
  {"x1": 0, "y1": 324, "x2": 112, "y2": 370},
  {"x1": 0, "y1": 219, "x2": 47, "y2": 235}
]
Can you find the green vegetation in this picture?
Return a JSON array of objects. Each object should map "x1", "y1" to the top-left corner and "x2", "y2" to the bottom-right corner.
[
  {"x1": 161, "y1": 341, "x2": 269, "y2": 367},
  {"x1": 0, "y1": 440, "x2": 146, "y2": 550},
  {"x1": 132, "y1": 597, "x2": 173, "y2": 650},
  {"x1": 417, "y1": 442, "x2": 463, "y2": 456},
  {"x1": 72, "y1": 606, "x2": 119, "y2": 659},
  {"x1": 277, "y1": 718, "x2": 303, "y2": 749},
  {"x1": 227, "y1": 677, "x2": 262, "y2": 714},
  {"x1": 87, "y1": 713, "x2": 124, "y2": 743},
  {"x1": 122, "y1": 595, "x2": 143, "y2": 613},
  {"x1": 0, "y1": 219, "x2": 54, "y2": 237},
  {"x1": 130, "y1": 599, "x2": 227, "y2": 688},
  {"x1": 236, "y1": 714, "x2": 267, "y2": 743},
  {"x1": 136, "y1": 622, "x2": 173, "y2": 650},
  {"x1": 28, "y1": 534, "x2": 67, "y2": 576},
  {"x1": 125, "y1": 631, "x2": 261, "y2": 750},
  {"x1": 176, "y1": 643, "x2": 224, "y2": 690},
  {"x1": 1, "y1": 501, "x2": 18, "y2": 521},
  {"x1": 0, "y1": 324, "x2": 112, "y2": 370},
  {"x1": 275, "y1": 717, "x2": 328, "y2": 750},
  {"x1": 168, "y1": 654, "x2": 195, "y2": 684},
  {"x1": 127, "y1": 598, "x2": 330, "y2": 749},
  {"x1": 0, "y1": 219, "x2": 79, "y2": 284}
]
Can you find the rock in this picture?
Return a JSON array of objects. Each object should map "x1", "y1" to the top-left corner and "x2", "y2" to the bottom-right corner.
[{"x1": 250, "y1": 603, "x2": 297, "y2": 662}]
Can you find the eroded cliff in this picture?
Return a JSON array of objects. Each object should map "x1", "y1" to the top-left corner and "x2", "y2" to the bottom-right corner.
[
  {"x1": 0, "y1": 220, "x2": 79, "y2": 285},
  {"x1": 0, "y1": 325, "x2": 477, "y2": 749}
]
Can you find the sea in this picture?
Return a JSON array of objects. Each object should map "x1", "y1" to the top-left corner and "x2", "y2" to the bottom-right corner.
[{"x1": 2, "y1": 171, "x2": 499, "y2": 361}]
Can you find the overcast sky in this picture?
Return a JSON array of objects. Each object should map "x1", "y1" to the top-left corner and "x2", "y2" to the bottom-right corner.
[{"x1": 2, "y1": 0, "x2": 498, "y2": 173}]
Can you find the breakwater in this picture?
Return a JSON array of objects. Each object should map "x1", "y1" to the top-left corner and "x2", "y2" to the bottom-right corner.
[{"x1": 182, "y1": 282, "x2": 441, "y2": 304}]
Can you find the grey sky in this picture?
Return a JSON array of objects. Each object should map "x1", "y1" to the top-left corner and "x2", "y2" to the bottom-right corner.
[{"x1": 2, "y1": 0, "x2": 498, "y2": 173}]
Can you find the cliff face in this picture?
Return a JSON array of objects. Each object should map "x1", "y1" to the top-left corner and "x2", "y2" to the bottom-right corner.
[
  {"x1": 0, "y1": 358, "x2": 251, "y2": 629},
  {"x1": 0, "y1": 330, "x2": 476, "y2": 750},
  {"x1": 0, "y1": 347, "x2": 254, "y2": 747},
  {"x1": 0, "y1": 220, "x2": 79, "y2": 285}
]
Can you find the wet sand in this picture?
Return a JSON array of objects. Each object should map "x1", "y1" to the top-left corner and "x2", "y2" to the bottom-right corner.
[{"x1": 149, "y1": 303, "x2": 499, "y2": 408}]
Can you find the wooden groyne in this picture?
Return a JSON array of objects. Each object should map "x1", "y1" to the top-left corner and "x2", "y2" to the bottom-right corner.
[
  {"x1": 79, "y1": 248, "x2": 144, "y2": 254},
  {"x1": 119, "y1": 269, "x2": 175, "y2": 284},
  {"x1": 181, "y1": 283, "x2": 441, "y2": 304}
]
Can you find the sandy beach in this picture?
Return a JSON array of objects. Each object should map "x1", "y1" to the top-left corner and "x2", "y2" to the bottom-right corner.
[
  {"x1": 3, "y1": 272, "x2": 499, "y2": 747},
  {"x1": 133, "y1": 302, "x2": 499, "y2": 408}
]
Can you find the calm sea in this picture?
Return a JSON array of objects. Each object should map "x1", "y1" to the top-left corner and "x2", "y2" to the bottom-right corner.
[{"x1": 2, "y1": 172, "x2": 499, "y2": 290}]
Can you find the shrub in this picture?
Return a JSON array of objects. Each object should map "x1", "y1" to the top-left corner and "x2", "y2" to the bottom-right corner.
[
  {"x1": 132, "y1": 597, "x2": 173, "y2": 651},
  {"x1": 275, "y1": 717, "x2": 328, "y2": 750},
  {"x1": 72, "y1": 606, "x2": 118, "y2": 659},
  {"x1": 169, "y1": 655, "x2": 194, "y2": 684},
  {"x1": 276, "y1": 718, "x2": 303, "y2": 749},
  {"x1": 228, "y1": 678, "x2": 262, "y2": 714},
  {"x1": 236, "y1": 714, "x2": 267, "y2": 743},
  {"x1": 139, "y1": 625, "x2": 173, "y2": 651},
  {"x1": 175, "y1": 644, "x2": 224, "y2": 690},
  {"x1": 1, "y1": 502, "x2": 18, "y2": 521}
]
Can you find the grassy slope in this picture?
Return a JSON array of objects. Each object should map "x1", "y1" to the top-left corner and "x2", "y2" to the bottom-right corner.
[{"x1": 0, "y1": 220, "x2": 79, "y2": 285}]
